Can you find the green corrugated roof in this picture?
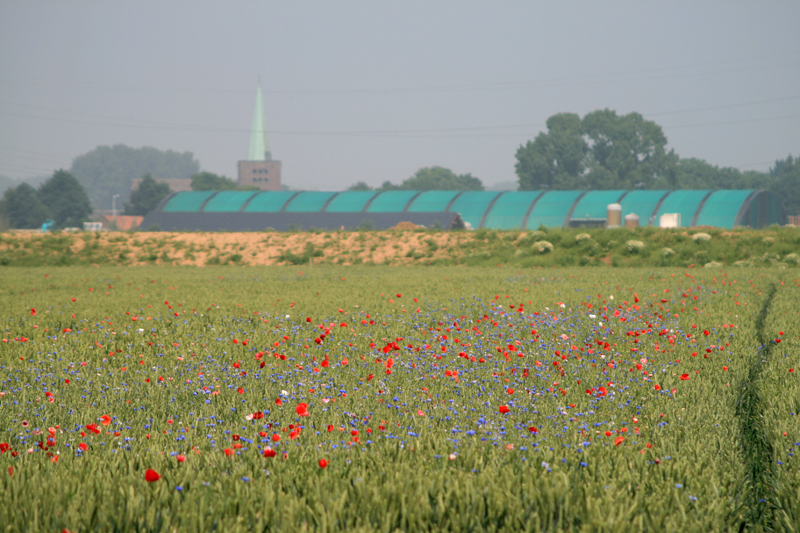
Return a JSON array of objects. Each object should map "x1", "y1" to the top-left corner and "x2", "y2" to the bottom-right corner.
[
  {"x1": 619, "y1": 190, "x2": 670, "y2": 225},
  {"x1": 162, "y1": 191, "x2": 216, "y2": 212},
  {"x1": 449, "y1": 191, "x2": 501, "y2": 228},
  {"x1": 695, "y1": 190, "x2": 754, "y2": 229},
  {"x1": 526, "y1": 191, "x2": 584, "y2": 229},
  {"x1": 284, "y1": 192, "x2": 337, "y2": 212},
  {"x1": 571, "y1": 190, "x2": 627, "y2": 220},
  {"x1": 244, "y1": 191, "x2": 296, "y2": 212},
  {"x1": 654, "y1": 190, "x2": 711, "y2": 227},
  {"x1": 325, "y1": 191, "x2": 378, "y2": 212},
  {"x1": 407, "y1": 191, "x2": 460, "y2": 212},
  {"x1": 203, "y1": 191, "x2": 258, "y2": 212},
  {"x1": 367, "y1": 191, "x2": 420, "y2": 213},
  {"x1": 483, "y1": 191, "x2": 543, "y2": 229}
]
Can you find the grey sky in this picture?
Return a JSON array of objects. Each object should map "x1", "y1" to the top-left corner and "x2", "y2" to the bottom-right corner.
[{"x1": 1, "y1": 1, "x2": 798, "y2": 192}]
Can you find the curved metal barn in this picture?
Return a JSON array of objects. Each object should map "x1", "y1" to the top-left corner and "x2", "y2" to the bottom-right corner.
[{"x1": 140, "y1": 189, "x2": 785, "y2": 231}]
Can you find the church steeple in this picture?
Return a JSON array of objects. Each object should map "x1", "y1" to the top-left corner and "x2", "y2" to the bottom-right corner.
[{"x1": 247, "y1": 83, "x2": 271, "y2": 161}]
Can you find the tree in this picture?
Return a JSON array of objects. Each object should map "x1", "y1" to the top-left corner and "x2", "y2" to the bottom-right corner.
[
  {"x1": 0, "y1": 183, "x2": 50, "y2": 229},
  {"x1": 515, "y1": 113, "x2": 586, "y2": 190},
  {"x1": 190, "y1": 172, "x2": 238, "y2": 191},
  {"x1": 770, "y1": 154, "x2": 800, "y2": 216},
  {"x1": 347, "y1": 181, "x2": 373, "y2": 191},
  {"x1": 124, "y1": 173, "x2": 172, "y2": 216},
  {"x1": 515, "y1": 110, "x2": 679, "y2": 190},
  {"x1": 397, "y1": 166, "x2": 484, "y2": 190},
  {"x1": 581, "y1": 110, "x2": 678, "y2": 189},
  {"x1": 37, "y1": 170, "x2": 92, "y2": 227},
  {"x1": 70, "y1": 144, "x2": 200, "y2": 210}
]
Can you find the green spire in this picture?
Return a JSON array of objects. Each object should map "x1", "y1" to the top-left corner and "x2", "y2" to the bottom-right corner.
[{"x1": 247, "y1": 83, "x2": 271, "y2": 160}]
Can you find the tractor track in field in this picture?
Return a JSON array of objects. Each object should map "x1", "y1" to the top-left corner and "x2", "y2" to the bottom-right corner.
[{"x1": 735, "y1": 282, "x2": 782, "y2": 532}]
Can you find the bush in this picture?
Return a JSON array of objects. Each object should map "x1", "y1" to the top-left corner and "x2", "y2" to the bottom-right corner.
[
  {"x1": 533, "y1": 241, "x2": 553, "y2": 254},
  {"x1": 626, "y1": 240, "x2": 645, "y2": 253},
  {"x1": 692, "y1": 232, "x2": 712, "y2": 243},
  {"x1": 575, "y1": 233, "x2": 591, "y2": 243}
]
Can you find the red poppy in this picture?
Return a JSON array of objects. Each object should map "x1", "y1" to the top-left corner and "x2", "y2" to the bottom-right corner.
[
  {"x1": 275, "y1": 398, "x2": 282, "y2": 406},
  {"x1": 263, "y1": 447, "x2": 277, "y2": 458},
  {"x1": 144, "y1": 469, "x2": 160, "y2": 482},
  {"x1": 680, "y1": 374, "x2": 689, "y2": 380},
  {"x1": 296, "y1": 403, "x2": 309, "y2": 417},
  {"x1": 499, "y1": 405, "x2": 510, "y2": 414},
  {"x1": 177, "y1": 455, "x2": 186, "y2": 463},
  {"x1": 100, "y1": 415, "x2": 112, "y2": 426},
  {"x1": 272, "y1": 434, "x2": 280, "y2": 442},
  {"x1": 506, "y1": 388, "x2": 514, "y2": 395},
  {"x1": 30, "y1": 308, "x2": 36, "y2": 316},
  {"x1": 319, "y1": 459, "x2": 328, "y2": 468},
  {"x1": 224, "y1": 448, "x2": 234, "y2": 456},
  {"x1": 614, "y1": 436, "x2": 625, "y2": 446},
  {"x1": 78, "y1": 443, "x2": 88, "y2": 451},
  {"x1": 528, "y1": 426, "x2": 538, "y2": 434}
]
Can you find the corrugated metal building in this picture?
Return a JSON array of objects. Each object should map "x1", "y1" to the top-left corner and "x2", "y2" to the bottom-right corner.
[{"x1": 140, "y1": 189, "x2": 785, "y2": 231}]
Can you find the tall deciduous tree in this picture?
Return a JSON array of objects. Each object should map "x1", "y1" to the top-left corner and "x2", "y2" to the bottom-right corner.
[
  {"x1": 0, "y1": 182, "x2": 50, "y2": 229},
  {"x1": 37, "y1": 170, "x2": 92, "y2": 227},
  {"x1": 124, "y1": 174, "x2": 172, "y2": 216},
  {"x1": 515, "y1": 113, "x2": 585, "y2": 190},
  {"x1": 515, "y1": 110, "x2": 678, "y2": 190},
  {"x1": 582, "y1": 109, "x2": 678, "y2": 189}
]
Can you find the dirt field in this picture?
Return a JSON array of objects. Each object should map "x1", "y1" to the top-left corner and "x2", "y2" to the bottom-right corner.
[{"x1": 0, "y1": 230, "x2": 476, "y2": 266}]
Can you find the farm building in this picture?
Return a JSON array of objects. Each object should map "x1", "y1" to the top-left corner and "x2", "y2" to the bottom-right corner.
[{"x1": 139, "y1": 189, "x2": 785, "y2": 232}]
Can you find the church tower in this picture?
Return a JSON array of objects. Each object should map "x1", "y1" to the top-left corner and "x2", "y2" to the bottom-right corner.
[{"x1": 238, "y1": 83, "x2": 281, "y2": 190}]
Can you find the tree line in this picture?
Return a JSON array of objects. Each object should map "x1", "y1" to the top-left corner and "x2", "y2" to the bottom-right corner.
[
  {"x1": 0, "y1": 170, "x2": 92, "y2": 229},
  {"x1": 2, "y1": 110, "x2": 797, "y2": 229},
  {"x1": 513, "y1": 109, "x2": 799, "y2": 215}
]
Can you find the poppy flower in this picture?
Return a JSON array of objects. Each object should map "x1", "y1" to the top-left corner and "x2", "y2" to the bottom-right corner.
[
  {"x1": 30, "y1": 308, "x2": 36, "y2": 316},
  {"x1": 319, "y1": 459, "x2": 328, "y2": 468},
  {"x1": 100, "y1": 415, "x2": 111, "y2": 426},
  {"x1": 296, "y1": 403, "x2": 309, "y2": 417},
  {"x1": 177, "y1": 455, "x2": 186, "y2": 463},
  {"x1": 680, "y1": 374, "x2": 689, "y2": 380},
  {"x1": 263, "y1": 447, "x2": 277, "y2": 458},
  {"x1": 614, "y1": 436, "x2": 625, "y2": 446},
  {"x1": 499, "y1": 405, "x2": 510, "y2": 414},
  {"x1": 224, "y1": 448, "x2": 234, "y2": 456},
  {"x1": 144, "y1": 469, "x2": 161, "y2": 482}
]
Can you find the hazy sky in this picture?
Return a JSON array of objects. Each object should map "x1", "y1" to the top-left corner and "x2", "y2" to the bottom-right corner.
[{"x1": 1, "y1": 1, "x2": 798, "y2": 192}]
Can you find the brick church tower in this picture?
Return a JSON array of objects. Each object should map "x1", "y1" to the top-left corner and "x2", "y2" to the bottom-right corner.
[{"x1": 237, "y1": 83, "x2": 281, "y2": 190}]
